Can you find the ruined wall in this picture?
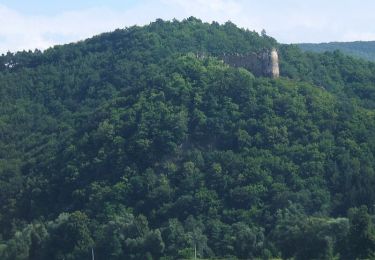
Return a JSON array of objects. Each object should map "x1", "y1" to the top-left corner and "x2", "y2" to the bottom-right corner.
[{"x1": 222, "y1": 48, "x2": 279, "y2": 78}]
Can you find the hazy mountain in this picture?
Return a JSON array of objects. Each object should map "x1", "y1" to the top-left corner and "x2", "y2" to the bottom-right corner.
[{"x1": 298, "y1": 41, "x2": 375, "y2": 61}]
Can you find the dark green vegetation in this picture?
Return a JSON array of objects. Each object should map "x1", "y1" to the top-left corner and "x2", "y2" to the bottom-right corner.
[
  {"x1": 2, "y1": 17, "x2": 375, "y2": 259},
  {"x1": 299, "y1": 41, "x2": 375, "y2": 62}
]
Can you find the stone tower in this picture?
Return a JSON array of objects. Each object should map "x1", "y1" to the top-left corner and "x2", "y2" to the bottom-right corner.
[
  {"x1": 270, "y1": 48, "x2": 280, "y2": 78},
  {"x1": 263, "y1": 48, "x2": 279, "y2": 78}
]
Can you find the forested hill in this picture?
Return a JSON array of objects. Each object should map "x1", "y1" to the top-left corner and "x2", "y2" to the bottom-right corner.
[
  {"x1": 2, "y1": 17, "x2": 375, "y2": 259},
  {"x1": 298, "y1": 41, "x2": 375, "y2": 61}
]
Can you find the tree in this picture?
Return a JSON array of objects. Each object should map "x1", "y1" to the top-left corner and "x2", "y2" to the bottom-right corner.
[
  {"x1": 346, "y1": 206, "x2": 375, "y2": 259},
  {"x1": 45, "y1": 211, "x2": 94, "y2": 260}
]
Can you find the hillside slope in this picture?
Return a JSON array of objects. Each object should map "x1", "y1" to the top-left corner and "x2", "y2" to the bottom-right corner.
[
  {"x1": 1, "y1": 18, "x2": 375, "y2": 259},
  {"x1": 298, "y1": 41, "x2": 375, "y2": 62}
]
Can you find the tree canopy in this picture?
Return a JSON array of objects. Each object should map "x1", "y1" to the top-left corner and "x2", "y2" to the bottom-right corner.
[{"x1": 1, "y1": 18, "x2": 375, "y2": 259}]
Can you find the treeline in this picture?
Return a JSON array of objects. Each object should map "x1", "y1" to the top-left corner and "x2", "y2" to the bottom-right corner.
[
  {"x1": 298, "y1": 41, "x2": 375, "y2": 62},
  {"x1": 1, "y1": 18, "x2": 375, "y2": 259}
]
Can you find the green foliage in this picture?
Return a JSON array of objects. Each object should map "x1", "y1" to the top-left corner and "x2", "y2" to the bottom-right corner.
[
  {"x1": 44, "y1": 211, "x2": 93, "y2": 260},
  {"x1": 345, "y1": 206, "x2": 375, "y2": 259},
  {"x1": 299, "y1": 41, "x2": 375, "y2": 62},
  {"x1": 280, "y1": 45, "x2": 375, "y2": 109},
  {"x1": 272, "y1": 204, "x2": 349, "y2": 259},
  {"x1": 1, "y1": 18, "x2": 375, "y2": 259}
]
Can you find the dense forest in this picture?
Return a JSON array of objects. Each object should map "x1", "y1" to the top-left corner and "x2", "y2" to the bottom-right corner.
[
  {"x1": 1, "y1": 17, "x2": 375, "y2": 259},
  {"x1": 299, "y1": 41, "x2": 375, "y2": 62}
]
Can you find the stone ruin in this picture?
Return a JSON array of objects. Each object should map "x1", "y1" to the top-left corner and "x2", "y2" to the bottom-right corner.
[{"x1": 222, "y1": 48, "x2": 280, "y2": 78}]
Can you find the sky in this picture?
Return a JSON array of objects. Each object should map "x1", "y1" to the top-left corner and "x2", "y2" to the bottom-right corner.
[{"x1": 1, "y1": 0, "x2": 375, "y2": 54}]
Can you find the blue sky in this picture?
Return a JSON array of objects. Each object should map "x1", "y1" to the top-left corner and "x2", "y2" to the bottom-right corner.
[
  {"x1": 1, "y1": 0, "x2": 375, "y2": 53},
  {"x1": 1, "y1": 0, "x2": 139, "y2": 15}
]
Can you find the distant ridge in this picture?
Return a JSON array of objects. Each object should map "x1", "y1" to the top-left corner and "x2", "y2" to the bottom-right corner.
[{"x1": 298, "y1": 41, "x2": 375, "y2": 62}]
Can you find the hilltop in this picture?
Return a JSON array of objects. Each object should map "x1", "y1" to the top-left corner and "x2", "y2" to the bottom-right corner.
[{"x1": 1, "y1": 18, "x2": 375, "y2": 259}]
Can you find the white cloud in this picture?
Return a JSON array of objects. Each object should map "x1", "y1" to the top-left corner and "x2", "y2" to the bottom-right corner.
[
  {"x1": 161, "y1": 0, "x2": 241, "y2": 16},
  {"x1": 159, "y1": 0, "x2": 259, "y2": 31},
  {"x1": 0, "y1": 4, "x2": 155, "y2": 53},
  {"x1": 342, "y1": 32, "x2": 375, "y2": 42},
  {"x1": 0, "y1": 1, "x2": 248, "y2": 54},
  {"x1": 1, "y1": 0, "x2": 375, "y2": 53},
  {"x1": 0, "y1": 5, "x2": 110, "y2": 52}
]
